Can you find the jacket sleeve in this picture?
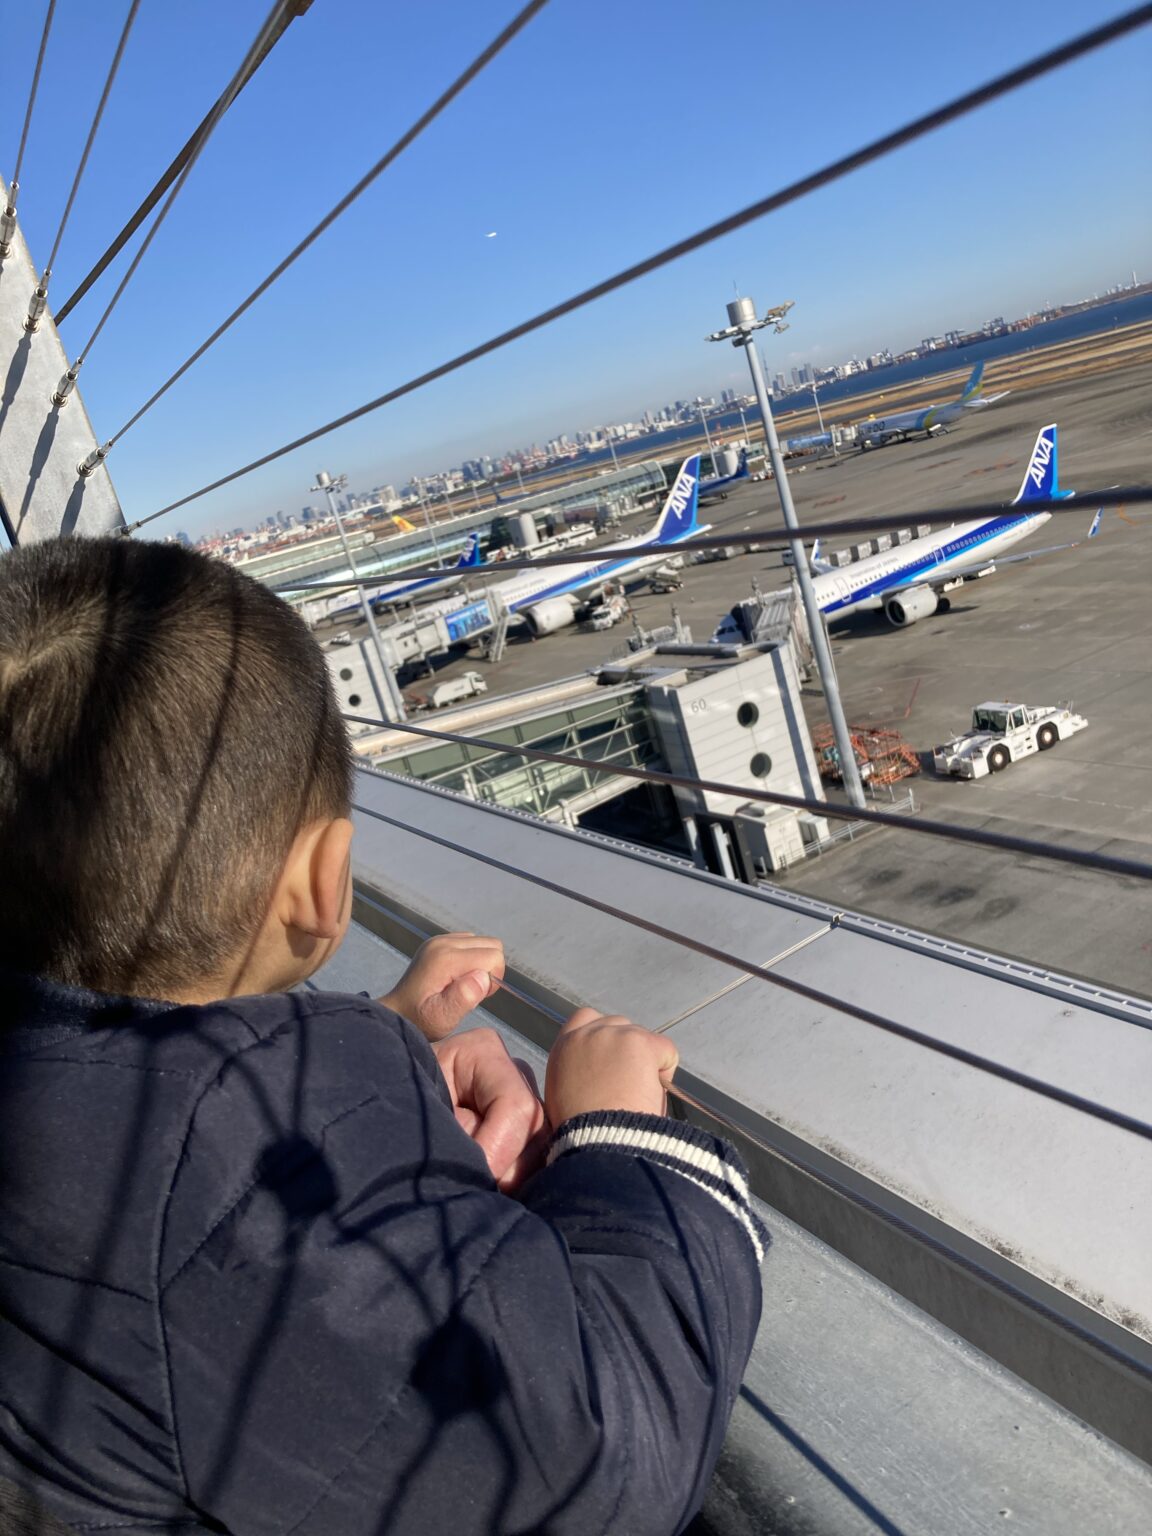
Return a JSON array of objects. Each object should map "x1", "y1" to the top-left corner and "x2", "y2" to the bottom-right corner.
[{"x1": 158, "y1": 1001, "x2": 764, "y2": 1536}]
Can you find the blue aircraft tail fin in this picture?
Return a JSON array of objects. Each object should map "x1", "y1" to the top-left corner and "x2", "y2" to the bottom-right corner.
[
  {"x1": 736, "y1": 446, "x2": 749, "y2": 474},
  {"x1": 650, "y1": 455, "x2": 702, "y2": 544},
  {"x1": 958, "y1": 361, "x2": 985, "y2": 403},
  {"x1": 457, "y1": 531, "x2": 482, "y2": 568},
  {"x1": 1087, "y1": 508, "x2": 1102, "y2": 538},
  {"x1": 1012, "y1": 423, "x2": 1074, "y2": 505}
]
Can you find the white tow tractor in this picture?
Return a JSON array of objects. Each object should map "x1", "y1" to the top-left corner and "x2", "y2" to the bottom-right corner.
[
  {"x1": 584, "y1": 592, "x2": 629, "y2": 631},
  {"x1": 932, "y1": 701, "x2": 1088, "y2": 780}
]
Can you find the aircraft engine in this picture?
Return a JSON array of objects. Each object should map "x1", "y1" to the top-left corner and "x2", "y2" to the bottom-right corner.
[
  {"x1": 884, "y1": 586, "x2": 940, "y2": 627},
  {"x1": 523, "y1": 595, "x2": 580, "y2": 636}
]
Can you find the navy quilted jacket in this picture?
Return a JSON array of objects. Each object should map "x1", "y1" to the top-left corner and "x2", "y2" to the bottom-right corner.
[{"x1": 0, "y1": 973, "x2": 765, "y2": 1534}]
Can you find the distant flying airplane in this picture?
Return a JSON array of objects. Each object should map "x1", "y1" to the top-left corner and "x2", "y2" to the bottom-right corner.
[
  {"x1": 479, "y1": 455, "x2": 710, "y2": 635},
  {"x1": 785, "y1": 361, "x2": 1008, "y2": 454},
  {"x1": 699, "y1": 446, "x2": 750, "y2": 502},
  {"x1": 715, "y1": 424, "x2": 1100, "y2": 637},
  {"x1": 289, "y1": 531, "x2": 484, "y2": 624}
]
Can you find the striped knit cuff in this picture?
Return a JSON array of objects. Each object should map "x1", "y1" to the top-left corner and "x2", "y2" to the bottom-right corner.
[{"x1": 548, "y1": 1111, "x2": 769, "y2": 1263}]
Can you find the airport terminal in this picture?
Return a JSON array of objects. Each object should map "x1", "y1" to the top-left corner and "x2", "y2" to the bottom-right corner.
[{"x1": 2, "y1": 6, "x2": 1152, "y2": 1534}]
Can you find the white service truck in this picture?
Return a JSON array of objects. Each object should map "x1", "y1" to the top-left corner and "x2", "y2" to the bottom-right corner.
[
  {"x1": 410, "y1": 670, "x2": 489, "y2": 711},
  {"x1": 584, "y1": 592, "x2": 629, "y2": 631},
  {"x1": 932, "y1": 702, "x2": 1088, "y2": 780}
]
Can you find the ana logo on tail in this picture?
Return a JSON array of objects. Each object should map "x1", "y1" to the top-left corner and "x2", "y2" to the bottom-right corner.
[
  {"x1": 457, "y1": 532, "x2": 482, "y2": 567},
  {"x1": 1013, "y1": 424, "x2": 1075, "y2": 504},
  {"x1": 653, "y1": 455, "x2": 702, "y2": 543}
]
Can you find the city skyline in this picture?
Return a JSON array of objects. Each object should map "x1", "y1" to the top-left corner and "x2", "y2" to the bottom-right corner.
[
  {"x1": 191, "y1": 271, "x2": 1146, "y2": 546},
  {"x1": 1, "y1": 0, "x2": 1149, "y2": 539}
]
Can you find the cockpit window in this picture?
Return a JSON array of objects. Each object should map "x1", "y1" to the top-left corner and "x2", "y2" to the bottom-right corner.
[{"x1": 973, "y1": 709, "x2": 1008, "y2": 733}]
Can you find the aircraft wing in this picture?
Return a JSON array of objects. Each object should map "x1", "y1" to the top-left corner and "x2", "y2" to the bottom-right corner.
[
  {"x1": 886, "y1": 512, "x2": 1102, "y2": 592},
  {"x1": 963, "y1": 391, "x2": 1012, "y2": 408}
]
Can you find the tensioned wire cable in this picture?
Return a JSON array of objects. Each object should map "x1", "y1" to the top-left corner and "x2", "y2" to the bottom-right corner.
[
  {"x1": 68, "y1": 0, "x2": 302, "y2": 371},
  {"x1": 121, "y1": 3, "x2": 1152, "y2": 534},
  {"x1": 276, "y1": 486, "x2": 1146, "y2": 588},
  {"x1": 8, "y1": 0, "x2": 58, "y2": 193},
  {"x1": 352, "y1": 797, "x2": 1152, "y2": 1142},
  {"x1": 95, "y1": 0, "x2": 550, "y2": 448},
  {"x1": 52, "y1": 0, "x2": 314, "y2": 326},
  {"x1": 354, "y1": 887, "x2": 1152, "y2": 1381},
  {"x1": 42, "y1": 0, "x2": 143, "y2": 282},
  {"x1": 344, "y1": 712, "x2": 1152, "y2": 885}
]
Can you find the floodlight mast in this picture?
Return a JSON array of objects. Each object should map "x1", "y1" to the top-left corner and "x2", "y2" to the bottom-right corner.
[
  {"x1": 707, "y1": 297, "x2": 865, "y2": 808},
  {"x1": 312, "y1": 471, "x2": 406, "y2": 723}
]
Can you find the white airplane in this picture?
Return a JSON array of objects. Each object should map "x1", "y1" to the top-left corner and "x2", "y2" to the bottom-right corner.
[
  {"x1": 484, "y1": 454, "x2": 710, "y2": 634},
  {"x1": 715, "y1": 424, "x2": 1100, "y2": 638},
  {"x1": 786, "y1": 361, "x2": 1008, "y2": 454},
  {"x1": 855, "y1": 361, "x2": 1009, "y2": 450},
  {"x1": 285, "y1": 532, "x2": 484, "y2": 625}
]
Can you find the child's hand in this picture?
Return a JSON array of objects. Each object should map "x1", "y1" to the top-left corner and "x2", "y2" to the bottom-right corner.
[
  {"x1": 380, "y1": 932, "x2": 505, "y2": 1040},
  {"x1": 433, "y1": 1028, "x2": 548, "y2": 1191},
  {"x1": 545, "y1": 1007, "x2": 680, "y2": 1127}
]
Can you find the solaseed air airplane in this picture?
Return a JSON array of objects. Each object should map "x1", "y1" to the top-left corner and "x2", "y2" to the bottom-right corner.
[{"x1": 786, "y1": 361, "x2": 1008, "y2": 454}]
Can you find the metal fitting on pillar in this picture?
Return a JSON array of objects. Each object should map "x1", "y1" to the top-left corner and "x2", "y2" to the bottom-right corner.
[
  {"x1": 24, "y1": 269, "x2": 51, "y2": 332},
  {"x1": 53, "y1": 361, "x2": 82, "y2": 407},
  {"x1": 0, "y1": 186, "x2": 18, "y2": 258},
  {"x1": 78, "y1": 441, "x2": 112, "y2": 478}
]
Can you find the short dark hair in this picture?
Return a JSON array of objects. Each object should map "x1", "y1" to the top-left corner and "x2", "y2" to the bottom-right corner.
[{"x1": 0, "y1": 535, "x2": 353, "y2": 997}]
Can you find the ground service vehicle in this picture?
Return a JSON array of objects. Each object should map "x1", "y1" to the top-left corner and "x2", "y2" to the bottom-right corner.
[
  {"x1": 585, "y1": 592, "x2": 629, "y2": 631},
  {"x1": 409, "y1": 671, "x2": 490, "y2": 710},
  {"x1": 648, "y1": 563, "x2": 684, "y2": 594},
  {"x1": 932, "y1": 702, "x2": 1088, "y2": 779}
]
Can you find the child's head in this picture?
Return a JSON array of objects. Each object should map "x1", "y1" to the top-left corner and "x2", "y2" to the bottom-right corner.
[{"x1": 0, "y1": 535, "x2": 354, "y2": 1000}]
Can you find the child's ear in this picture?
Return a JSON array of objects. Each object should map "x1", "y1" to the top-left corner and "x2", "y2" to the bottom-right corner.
[{"x1": 280, "y1": 818, "x2": 354, "y2": 940}]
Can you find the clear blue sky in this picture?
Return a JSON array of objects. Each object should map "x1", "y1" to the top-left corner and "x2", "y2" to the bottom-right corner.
[{"x1": 2, "y1": 0, "x2": 1149, "y2": 537}]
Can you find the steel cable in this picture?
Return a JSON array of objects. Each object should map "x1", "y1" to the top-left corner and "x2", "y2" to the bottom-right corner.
[
  {"x1": 100, "y1": 0, "x2": 550, "y2": 447},
  {"x1": 42, "y1": 0, "x2": 143, "y2": 281},
  {"x1": 9, "y1": 0, "x2": 58, "y2": 192},
  {"x1": 122, "y1": 3, "x2": 1152, "y2": 533},
  {"x1": 352, "y1": 796, "x2": 1152, "y2": 1141},
  {"x1": 52, "y1": 0, "x2": 315, "y2": 326},
  {"x1": 70, "y1": 0, "x2": 301, "y2": 369},
  {"x1": 344, "y1": 713, "x2": 1152, "y2": 884},
  {"x1": 353, "y1": 885, "x2": 1152, "y2": 1381},
  {"x1": 275, "y1": 485, "x2": 1148, "y2": 588}
]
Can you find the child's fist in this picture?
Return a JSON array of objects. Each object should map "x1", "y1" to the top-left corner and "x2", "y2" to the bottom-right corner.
[
  {"x1": 381, "y1": 932, "x2": 505, "y2": 1039},
  {"x1": 545, "y1": 1008, "x2": 679, "y2": 1127}
]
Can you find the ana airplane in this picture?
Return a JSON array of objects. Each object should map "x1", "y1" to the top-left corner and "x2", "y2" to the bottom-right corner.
[
  {"x1": 785, "y1": 362, "x2": 1008, "y2": 454},
  {"x1": 482, "y1": 454, "x2": 709, "y2": 635},
  {"x1": 699, "y1": 446, "x2": 750, "y2": 502},
  {"x1": 715, "y1": 424, "x2": 1100, "y2": 639},
  {"x1": 290, "y1": 531, "x2": 484, "y2": 625}
]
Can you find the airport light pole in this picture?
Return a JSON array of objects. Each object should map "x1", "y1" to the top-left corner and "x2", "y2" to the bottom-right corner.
[
  {"x1": 415, "y1": 481, "x2": 443, "y2": 568},
  {"x1": 707, "y1": 298, "x2": 865, "y2": 808},
  {"x1": 697, "y1": 404, "x2": 717, "y2": 468},
  {"x1": 811, "y1": 375, "x2": 836, "y2": 455},
  {"x1": 312, "y1": 471, "x2": 406, "y2": 723}
]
